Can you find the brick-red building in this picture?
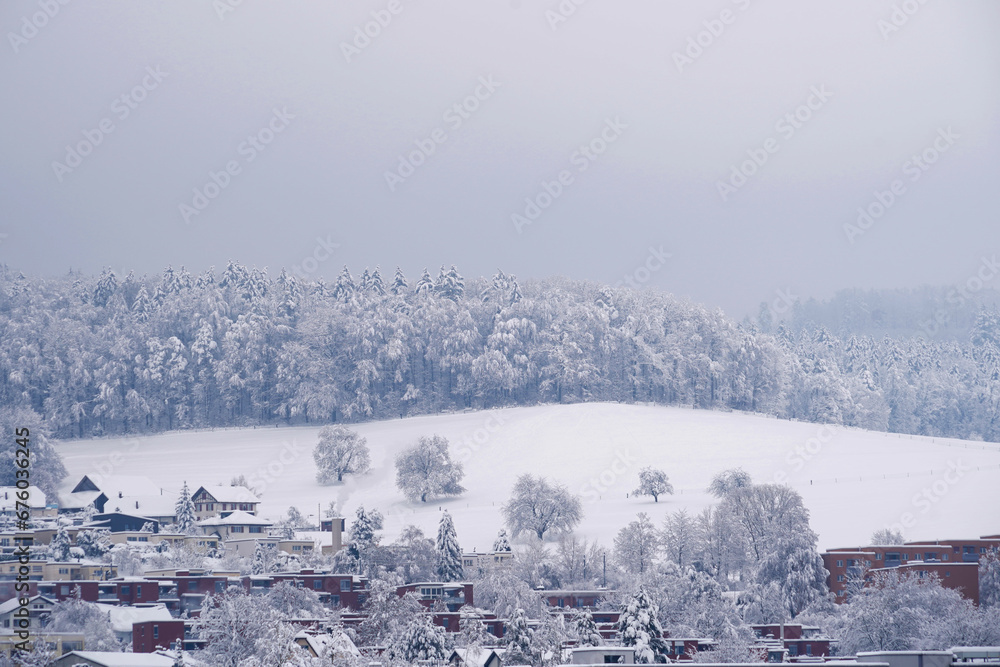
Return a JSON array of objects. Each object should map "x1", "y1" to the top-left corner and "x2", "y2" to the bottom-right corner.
[
  {"x1": 540, "y1": 589, "x2": 611, "y2": 610},
  {"x1": 133, "y1": 619, "x2": 186, "y2": 652},
  {"x1": 822, "y1": 534, "x2": 999, "y2": 603},
  {"x1": 396, "y1": 582, "x2": 473, "y2": 612},
  {"x1": 263, "y1": 570, "x2": 368, "y2": 610},
  {"x1": 36, "y1": 581, "x2": 100, "y2": 602}
]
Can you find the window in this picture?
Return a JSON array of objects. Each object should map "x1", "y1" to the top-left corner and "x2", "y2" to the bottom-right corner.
[
  {"x1": 942, "y1": 554, "x2": 949, "y2": 561},
  {"x1": 788, "y1": 645, "x2": 798, "y2": 656},
  {"x1": 836, "y1": 560, "x2": 843, "y2": 567},
  {"x1": 230, "y1": 526, "x2": 244, "y2": 533},
  {"x1": 945, "y1": 571, "x2": 951, "y2": 577},
  {"x1": 836, "y1": 575, "x2": 844, "y2": 582},
  {"x1": 122, "y1": 586, "x2": 131, "y2": 596},
  {"x1": 806, "y1": 644, "x2": 813, "y2": 656},
  {"x1": 865, "y1": 560, "x2": 872, "y2": 567},
  {"x1": 340, "y1": 580, "x2": 351, "y2": 592},
  {"x1": 293, "y1": 546, "x2": 301, "y2": 551},
  {"x1": 876, "y1": 553, "x2": 882, "y2": 560},
  {"x1": 58, "y1": 568, "x2": 69, "y2": 574},
  {"x1": 603, "y1": 655, "x2": 624, "y2": 664},
  {"x1": 153, "y1": 625, "x2": 159, "y2": 639},
  {"x1": 60, "y1": 585, "x2": 69, "y2": 595},
  {"x1": 903, "y1": 553, "x2": 909, "y2": 559},
  {"x1": 188, "y1": 581, "x2": 197, "y2": 590},
  {"x1": 249, "y1": 526, "x2": 262, "y2": 533},
  {"x1": 215, "y1": 581, "x2": 224, "y2": 593},
  {"x1": 313, "y1": 580, "x2": 323, "y2": 590},
  {"x1": 137, "y1": 585, "x2": 142, "y2": 596},
  {"x1": 206, "y1": 503, "x2": 214, "y2": 511}
]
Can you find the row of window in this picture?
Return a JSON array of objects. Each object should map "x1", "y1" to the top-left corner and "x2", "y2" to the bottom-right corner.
[{"x1": 194, "y1": 502, "x2": 255, "y2": 512}]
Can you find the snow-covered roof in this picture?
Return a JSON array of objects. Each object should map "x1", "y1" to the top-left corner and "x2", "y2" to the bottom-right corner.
[
  {"x1": 295, "y1": 629, "x2": 360, "y2": 657},
  {"x1": 106, "y1": 492, "x2": 179, "y2": 517},
  {"x1": 94, "y1": 602, "x2": 173, "y2": 633},
  {"x1": 0, "y1": 595, "x2": 55, "y2": 616},
  {"x1": 193, "y1": 485, "x2": 259, "y2": 503},
  {"x1": 78, "y1": 475, "x2": 163, "y2": 497},
  {"x1": 452, "y1": 647, "x2": 506, "y2": 667},
  {"x1": 198, "y1": 510, "x2": 272, "y2": 527},
  {"x1": 0, "y1": 486, "x2": 46, "y2": 509},
  {"x1": 55, "y1": 652, "x2": 178, "y2": 666},
  {"x1": 60, "y1": 490, "x2": 104, "y2": 509}
]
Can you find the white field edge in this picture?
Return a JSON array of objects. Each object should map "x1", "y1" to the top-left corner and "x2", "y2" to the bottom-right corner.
[{"x1": 53, "y1": 403, "x2": 1000, "y2": 552}]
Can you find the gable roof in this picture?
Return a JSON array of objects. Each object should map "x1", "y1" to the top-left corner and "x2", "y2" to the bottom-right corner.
[
  {"x1": 0, "y1": 486, "x2": 47, "y2": 509},
  {"x1": 0, "y1": 594, "x2": 56, "y2": 616},
  {"x1": 54, "y1": 651, "x2": 178, "y2": 666},
  {"x1": 95, "y1": 602, "x2": 173, "y2": 633},
  {"x1": 192, "y1": 485, "x2": 259, "y2": 504},
  {"x1": 72, "y1": 475, "x2": 162, "y2": 498},
  {"x1": 105, "y1": 492, "x2": 179, "y2": 518}
]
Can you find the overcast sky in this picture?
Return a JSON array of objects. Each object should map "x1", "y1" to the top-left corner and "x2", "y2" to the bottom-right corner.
[{"x1": 1, "y1": 0, "x2": 998, "y2": 318}]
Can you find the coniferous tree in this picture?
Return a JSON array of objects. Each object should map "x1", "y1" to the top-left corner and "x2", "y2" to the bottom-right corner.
[
  {"x1": 436, "y1": 511, "x2": 464, "y2": 582},
  {"x1": 617, "y1": 588, "x2": 665, "y2": 664},
  {"x1": 493, "y1": 529, "x2": 512, "y2": 552},
  {"x1": 175, "y1": 481, "x2": 197, "y2": 533},
  {"x1": 504, "y1": 607, "x2": 536, "y2": 665}
]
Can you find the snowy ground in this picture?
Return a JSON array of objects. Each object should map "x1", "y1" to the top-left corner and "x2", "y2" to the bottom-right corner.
[{"x1": 53, "y1": 403, "x2": 1000, "y2": 552}]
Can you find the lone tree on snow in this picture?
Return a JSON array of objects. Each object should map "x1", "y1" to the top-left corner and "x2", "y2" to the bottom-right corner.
[
  {"x1": 395, "y1": 435, "x2": 465, "y2": 503},
  {"x1": 313, "y1": 425, "x2": 371, "y2": 484},
  {"x1": 502, "y1": 474, "x2": 582, "y2": 541},
  {"x1": 632, "y1": 467, "x2": 673, "y2": 502}
]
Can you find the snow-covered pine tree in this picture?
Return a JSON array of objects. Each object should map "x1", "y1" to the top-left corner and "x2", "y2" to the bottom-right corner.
[
  {"x1": 439, "y1": 265, "x2": 465, "y2": 301},
  {"x1": 48, "y1": 525, "x2": 72, "y2": 561},
  {"x1": 436, "y1": 511, "x2": 464, "y2": 582},
  {"x1": 414, "y1": 268, "x2": 435, "y2": 294},
  {"x1": 574, "y1": 610, "x2": 603, "y2": 647},
  {"x1": 370, "y1": 266, "x2": 386, "y2": 296},
  {"x1": 92, "y1": 268, "x2": 118, "y2": 307},
  {"x1": 504, "y1": 607, "x2": 536, "y2": 665},
  {"x1": 389, "y1": 266, "x2": 408, "y2": 295},
  {"x1": 493, "y1": 529, "x2": 512, "y2": 552},
  {"x1": 393, "y1": 615, "x2": 449, "y2": 663},
  {"x1": 333, "y1": 266, "x2": 356, "y2": 301},
  {"x1": 252, "y1": 541, "x2": 266, "y2": 575},
  {"x1": 175, "y1": 481, "x2": 197, "y2": 533},
  {"x1": 632, "y1": 467, "x2": 673, "y2": 503},
  {"x1": 131, "y1": 284, "x2": 152, "y2": 322},
  {"x1": 617, "y1": 588, "x2": 665, "y2": 664}
]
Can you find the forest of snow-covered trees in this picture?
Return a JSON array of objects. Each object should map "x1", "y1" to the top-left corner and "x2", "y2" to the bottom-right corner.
[{"x1": 2, "y1": 261, "x2": 1000, "y2": 442}]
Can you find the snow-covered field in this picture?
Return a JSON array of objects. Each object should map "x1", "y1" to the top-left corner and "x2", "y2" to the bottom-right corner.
[{"x1": 53, "y1": 403, "x2": 1000, "y2": 552}]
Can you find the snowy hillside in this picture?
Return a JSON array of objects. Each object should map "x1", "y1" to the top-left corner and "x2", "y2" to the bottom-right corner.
[{"x1": 53, "y1": 403, "x2": 1000, "y2": 552}]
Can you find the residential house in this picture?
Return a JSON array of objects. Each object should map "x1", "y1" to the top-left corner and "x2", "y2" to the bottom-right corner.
[{"x1": 191, "y1": 486, "x2": 260, "y2": 520}]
